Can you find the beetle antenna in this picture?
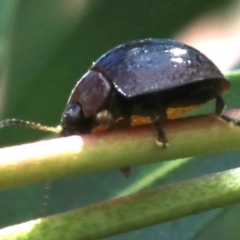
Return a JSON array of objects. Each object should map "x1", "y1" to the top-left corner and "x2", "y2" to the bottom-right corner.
[{"x1": 0, "y1": 118, "x2": 62, "y2": 133}]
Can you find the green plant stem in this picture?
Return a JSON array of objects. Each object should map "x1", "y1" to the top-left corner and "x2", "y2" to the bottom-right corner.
[
  {"x1": 0, "y1": 110, "x2": 240, "y2": 191},
  {"x1": 1, "y1": 166, "x2": 240, "y2": 240}
]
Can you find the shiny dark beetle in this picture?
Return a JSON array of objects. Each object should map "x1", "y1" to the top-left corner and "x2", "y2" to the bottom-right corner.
[
  {"x1": 0, "y1": 38, "x2": 230, "y2": 148},
  {"x1": 61, "y1": 38, "x2": 230, "y2": 146}
]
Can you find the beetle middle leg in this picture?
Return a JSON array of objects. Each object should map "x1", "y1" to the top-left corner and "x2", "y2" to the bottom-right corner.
[{"x1": 152, "y1": 106, "x2": 168, "y2": 149}]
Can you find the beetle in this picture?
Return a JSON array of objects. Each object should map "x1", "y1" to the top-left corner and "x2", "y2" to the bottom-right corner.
[
  {"x1": 60, "y1": 38, "x2": 230, "y2": 147},
  {"x1": 0, "y1": 38, "x2": 232, "y2": 175},
  {"x1": 0, "y1": 39, "x2": 231, "y2": 170},
  {"x1": 0, "y1": 38, "x2": 230, "y2": 141}
]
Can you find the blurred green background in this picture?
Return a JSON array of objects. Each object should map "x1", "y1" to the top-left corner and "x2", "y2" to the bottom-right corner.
[{"x1": 0, "y1": 1, "x2": 240, "y2": 239}]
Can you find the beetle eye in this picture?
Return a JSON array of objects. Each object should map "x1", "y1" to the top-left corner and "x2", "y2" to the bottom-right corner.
[{"x1": 61, "y1": 103, "x2": 82, "y2": 125}]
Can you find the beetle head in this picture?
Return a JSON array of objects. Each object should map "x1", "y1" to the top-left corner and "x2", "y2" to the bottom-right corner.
[{"x1": 60, "y1": 103, "x2": 95, "y2": 136}]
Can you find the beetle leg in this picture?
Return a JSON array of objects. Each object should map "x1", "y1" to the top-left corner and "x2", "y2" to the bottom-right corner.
[
  {"x1": 96, "y1": 110, "x2": 114, "y2": 128},
  {"x1": 115, "y1": 115, "x2": 131, "y2": 129},
  {"x1": 215, "y1": 93, "x2": 225, "y2": 116},
  {"x1": 215, "y1": 93, "x2": 240, "y2": 126},
  {"x1": 120, "y1": 166, "x2": 132, "y2": 177},
  {"x1": 97, "y1": 111, "x2": 133, "y2": 176},
  {"x1": 152, "y1": 116, "x2": 168, "y2": 149},
  {"x1": 115, "y1": 115, "x2": 133, "y2": 177},
  {"x1": 221, "y1": 114, "x2": 240, "y2": 126}
]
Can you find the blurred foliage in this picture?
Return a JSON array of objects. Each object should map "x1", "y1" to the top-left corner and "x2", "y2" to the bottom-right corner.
[{"x1": 0, "y1": 1, "x2": 240, "y2": 240}]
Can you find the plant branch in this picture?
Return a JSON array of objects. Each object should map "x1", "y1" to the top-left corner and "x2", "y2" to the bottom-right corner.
[
  {"x1": 0, "y1": 109, "x2": 240, "y2": 191},
  {"x1": 1, "y1": 166, "x2": 240, "y2": 239}
]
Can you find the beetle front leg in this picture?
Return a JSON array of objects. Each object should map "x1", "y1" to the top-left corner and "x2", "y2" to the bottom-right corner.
[
  {"x1": 96, "y1": 110, "x2": 114, "y2": 128},
  {"x1": 152, "y1": 116, "x2": 168, "y2": 149}
]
